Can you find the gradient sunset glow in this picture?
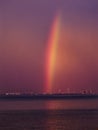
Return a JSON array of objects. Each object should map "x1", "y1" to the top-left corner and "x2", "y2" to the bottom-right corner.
[{"x1": 0, "y1": 0, "x2": 98, "y2": 93}]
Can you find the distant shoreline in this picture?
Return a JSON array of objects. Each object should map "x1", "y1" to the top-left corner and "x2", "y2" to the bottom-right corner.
[{"x1": 0, "y1": 94, "x2": 98, "y2": 100}]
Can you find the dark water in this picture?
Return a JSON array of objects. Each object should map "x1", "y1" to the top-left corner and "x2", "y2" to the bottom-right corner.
[
  {"x1": 0, "y1": 98, "x2": 98, "y2": 110},
  {"x1": 0, "y1": 99, "x2": 98, "y2": 130},
  {"x1": 0, "y1": 110, "x2": 98, "y2": 130}
]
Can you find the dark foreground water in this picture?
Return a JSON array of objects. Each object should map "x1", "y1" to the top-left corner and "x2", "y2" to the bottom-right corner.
[
  {"x1": 0, "y1": 109, "x2": 98, "y2": 130},
  {"x1": 0, "y1": 99, "x2": 98, "y2": 130}
]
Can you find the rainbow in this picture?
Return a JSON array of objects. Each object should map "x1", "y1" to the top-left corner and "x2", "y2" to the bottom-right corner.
[{"x1": 45, "y1": 12, "x2": 61, "y2": 93}]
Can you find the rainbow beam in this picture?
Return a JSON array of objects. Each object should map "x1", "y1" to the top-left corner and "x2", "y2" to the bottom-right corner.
[{"x1": 45, "y1": 13, "x2": 60, "y2": 93}]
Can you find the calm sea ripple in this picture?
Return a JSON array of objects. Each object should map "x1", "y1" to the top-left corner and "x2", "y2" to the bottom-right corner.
[{"x1": 0, "y1": 110, "x2": 98, "y2": 130}]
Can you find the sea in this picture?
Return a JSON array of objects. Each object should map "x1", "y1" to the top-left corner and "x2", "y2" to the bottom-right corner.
[{"x1": 0, "y1": 98, "x2": 98, "y2": 130}]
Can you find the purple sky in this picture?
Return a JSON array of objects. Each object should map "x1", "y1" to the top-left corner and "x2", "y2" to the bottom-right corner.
[{"x1": 0, "y1": 0, "x2": 98, "y2": 93}]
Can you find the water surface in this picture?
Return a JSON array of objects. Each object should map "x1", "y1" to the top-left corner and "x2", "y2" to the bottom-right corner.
[
  {"x1": 0, "y1": 110, "x2": 98, "y2": 130},
  {"x1": 0, "y1": 99, "x2": 98, "y2": 130},
  {"x1": 0, "y1": 98, "x2": 98, "y2": 110}
]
